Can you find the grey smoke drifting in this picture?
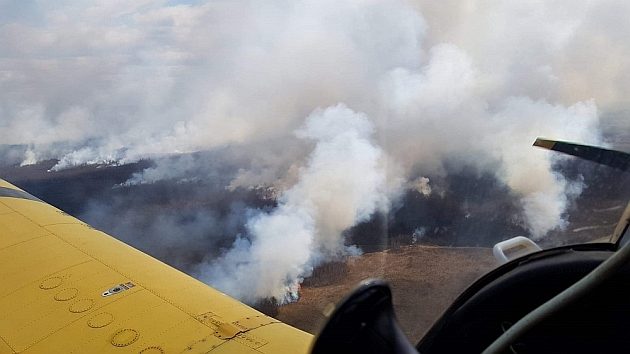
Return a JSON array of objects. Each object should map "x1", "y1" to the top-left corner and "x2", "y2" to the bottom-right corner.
[
  {"x1": 196, "y1": 105, "x2": 391, "y2": 303},
  {"x1": 2, "y1": 0, "x2": 628, "y2": 301}
]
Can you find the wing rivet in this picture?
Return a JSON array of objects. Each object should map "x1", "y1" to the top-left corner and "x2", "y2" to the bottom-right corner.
[
  {"x1": 54, "y1": 288, "x2": 78, "y2": 301},
  {"x1": 87, "y1": 312, "x2": 114, "y2": 328},
  {"x1": 69, "y1": 299, "x2": 94, "y2": 313},
  {"x1": 39, "y1": 277, "x2": 63, "y2": 290},
  {"x1": 111, "y1": 328, "x2": 139, "y2": 347},
  {"x1": 139, "y1": 346, "x2": 164, "y2": 353}
]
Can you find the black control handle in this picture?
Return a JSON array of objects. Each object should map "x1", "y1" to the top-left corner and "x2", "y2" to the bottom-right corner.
[{"x1": 311, "y1": 279, "x2": 418, "y2": 354}]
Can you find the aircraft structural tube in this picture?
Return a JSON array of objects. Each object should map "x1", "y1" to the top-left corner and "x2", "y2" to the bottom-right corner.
[{"x1": 482, "y1": 227, "x2": 630, "y2": 354}]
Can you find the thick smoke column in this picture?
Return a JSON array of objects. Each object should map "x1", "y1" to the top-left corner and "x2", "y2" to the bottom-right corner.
[
  {"x1": 1, "y1": 0, "x2": 627, "y2": 301},
  {"x1": 380, "y1": 45, "x2": 601, "y2": 238},
  {"x1": 196, "y1": 104, "x2": 390, "y2": 303}
]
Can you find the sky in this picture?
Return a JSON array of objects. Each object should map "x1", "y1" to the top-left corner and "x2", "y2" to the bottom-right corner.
[{"x1": 1, "y1": 0, "x2": 629, "y2": 302}]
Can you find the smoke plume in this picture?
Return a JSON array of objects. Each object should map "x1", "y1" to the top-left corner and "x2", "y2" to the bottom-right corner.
[
  {"x1": 3, "y1": 0, "x2": 628, "y2": 301},
  {"x1": 196, "y1": 104, "x2": 391, "y2": 303}
]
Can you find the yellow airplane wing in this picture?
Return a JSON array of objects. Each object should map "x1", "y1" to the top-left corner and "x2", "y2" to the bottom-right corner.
[{"x1": 0, "y1": 179, "x2": 312, "y2": 353}]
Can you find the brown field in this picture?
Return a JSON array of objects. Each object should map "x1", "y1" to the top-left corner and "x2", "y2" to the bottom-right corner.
[{"x1": 275, "y1": 244, "x2": 497, "y2": 343}]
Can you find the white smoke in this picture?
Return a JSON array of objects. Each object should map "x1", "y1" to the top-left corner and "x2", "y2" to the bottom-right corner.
[
  {"x1": 0, "y1": 0, "x2": 426, "y2": 168},
  {"x1": 410, "y1": 177, "x2": 432, "y2": 197},
  {"x1": 2, "y1": 0, "x2": 626, "y2": 300},
  {"x1": 485, "y1": 98, "x2": 599, "y2": 237},
  {"x1": 378, "y1": 44, "x2": 601, "y2": 238},
  {"x1": 196, "y1": 104, "x2": 391, "y2": 303}
]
